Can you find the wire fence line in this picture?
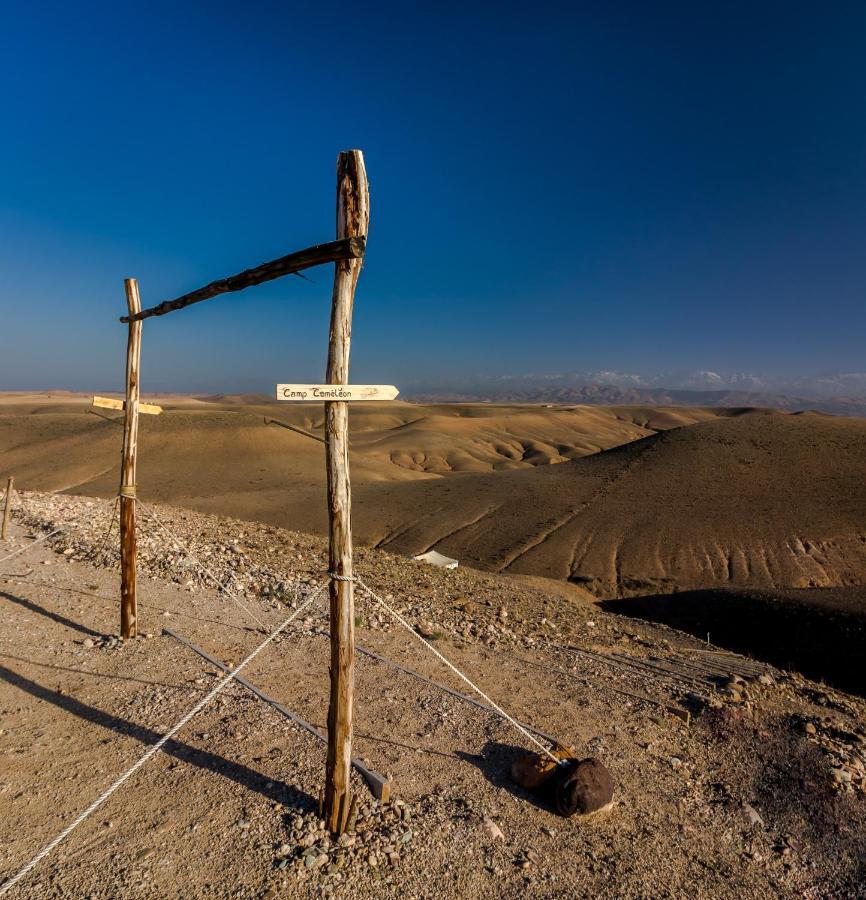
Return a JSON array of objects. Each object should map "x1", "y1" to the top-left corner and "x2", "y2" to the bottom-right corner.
[
  {"x1": 10, "y1": 493, "x2": 558, "y2": 763},
  {"x1": 1, "y1": 491, "x2": 561, "y2": 895},
  {"x1": 342, "y1": 572, "x2": 560, "y2": 764},
  {"x1": 8, "y1": 493, "x2": 558, "y2": 762},
  {"x1": 6, "y1": 491, "x2": 275, "y2": 635},
  {"x1": 0, "y1": 493, "x2": 119, "y2": 568},
  {"x1": 0, "y1": 582, "x2": 327, "y2": 897},
  {"x1": 136, "y1": 500, "x2": 272, "y2": 632}
]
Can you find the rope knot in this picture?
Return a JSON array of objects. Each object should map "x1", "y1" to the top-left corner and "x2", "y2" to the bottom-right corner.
[{"x1": 328, "y1": 572, "x2": 357, "y2": 583}]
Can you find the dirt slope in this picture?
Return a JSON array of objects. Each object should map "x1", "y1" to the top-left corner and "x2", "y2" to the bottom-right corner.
[
  {"x1": 362, "y1": 412, "x2": 866, "y2": 595},
  {"x1": 1, "y1": 493, "x2": 865, "y2": 898}
]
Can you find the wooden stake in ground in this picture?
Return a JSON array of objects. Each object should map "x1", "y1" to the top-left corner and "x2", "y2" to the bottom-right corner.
[
  {"x1": 1, "y1": 476, "x2": 13, "y2": 541},
  {"x1": 323, "y1": 149, "x2": 369, "y2": 833},
  {"x1": 119, "y1": 278, "x2": 143, "y2": 639}
]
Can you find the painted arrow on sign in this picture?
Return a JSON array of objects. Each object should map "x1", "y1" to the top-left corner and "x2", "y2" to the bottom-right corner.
[{"x1": 276, "y1": 385, "x2": 399, "y2": 402}]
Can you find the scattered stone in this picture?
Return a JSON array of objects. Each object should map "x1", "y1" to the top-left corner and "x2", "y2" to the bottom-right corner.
[
  {"x1": 740, "y1": 803, "x2": 764, "y2": 828},
  {"x1": 482, "y1": 816, "x2": 505, "y2": 841}
]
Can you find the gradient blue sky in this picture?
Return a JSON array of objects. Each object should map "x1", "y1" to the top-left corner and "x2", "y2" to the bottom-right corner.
[{"x1": 1, "y1": 1, "x2": 864, "y2": 393}]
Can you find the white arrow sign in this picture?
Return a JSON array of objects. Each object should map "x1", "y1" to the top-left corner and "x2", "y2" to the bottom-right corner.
[{"x1": 276, "y1": 384, "x2": 399, "y2": 402}]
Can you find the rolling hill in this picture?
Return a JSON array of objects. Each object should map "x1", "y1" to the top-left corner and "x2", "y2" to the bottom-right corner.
[
  {"x1": 2, "y1": 394, "x2": 865, "y2": 600},
  {"x1": 359, "y1": 411, "x2": 866, "y2": 595}
]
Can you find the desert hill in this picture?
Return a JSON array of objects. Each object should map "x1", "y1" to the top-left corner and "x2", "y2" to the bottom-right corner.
[
  {"x1": 361, "y1": 412, "x2": 866, "y2": 596},
  {"x1": 2, "y1": 394, "x2": 865, "y2": 601},
  {"x1": 0, "y1": 392, "x2": 726, "y2": 517},
  {"x1": 405, "y1": 381, "x2": 866, "y2": 418}
]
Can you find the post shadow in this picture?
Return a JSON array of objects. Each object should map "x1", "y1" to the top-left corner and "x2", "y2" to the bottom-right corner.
[
  {"x1": 1, "y1": 589, "x2": 104, "y2": 638},
  {"x1": 0, "y1": 663, "x2": 314, "y2": 811},
  {"x1": 14, "y1": 579, "x2": 262, "y2": 635},
  {"x1": 0, "y1": 652, "x2": 188, "y2": 692}
]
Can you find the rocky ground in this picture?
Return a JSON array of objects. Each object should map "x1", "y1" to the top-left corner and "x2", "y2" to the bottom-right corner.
[{"x1": 0, "y1": 491, "x2": 864, "y2": 898}]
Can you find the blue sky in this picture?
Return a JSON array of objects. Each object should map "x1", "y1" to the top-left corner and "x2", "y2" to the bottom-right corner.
[{"x1": 1, "y1": 1, "x2": 864, "y2": 393}]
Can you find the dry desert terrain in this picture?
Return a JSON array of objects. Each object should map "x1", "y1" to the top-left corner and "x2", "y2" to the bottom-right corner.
[{"x1": 1, "y1": 392, "x2": 865, "y2": 897}]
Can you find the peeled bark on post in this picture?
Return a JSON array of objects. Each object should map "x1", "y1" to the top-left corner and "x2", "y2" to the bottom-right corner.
[
  {"x1": 119, "y1": 278, "x2": 142, "y2": 640},
  {"x1": 1, "y1": 476, "x2": 13, "y2": 541},
  {"x1": 324, "y1": 150, "x2": 369, "y2": 833}
]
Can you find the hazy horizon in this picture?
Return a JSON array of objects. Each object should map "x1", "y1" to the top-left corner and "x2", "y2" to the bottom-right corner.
[{"x1": 5, "y1": 367, "x2": 866, "y2": 403}]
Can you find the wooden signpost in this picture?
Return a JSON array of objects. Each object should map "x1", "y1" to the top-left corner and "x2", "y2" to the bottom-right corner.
[
  {"x1": 322, "y1": 149, "x2": 369, "y2": 834},
  {"x1": 94, "y1": 388, "x2": 161, "y2": 639},
  {"x1": 119, "y1": 280, "x2": 143, "y2": 640},
  {"x1": 113, "y1": 148, "x2": 381, "y2": 833}
]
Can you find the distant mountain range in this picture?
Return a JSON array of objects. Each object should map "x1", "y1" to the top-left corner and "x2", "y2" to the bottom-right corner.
[{"x1": 403, "y1": 370, "x2": 866, "y2": 417}]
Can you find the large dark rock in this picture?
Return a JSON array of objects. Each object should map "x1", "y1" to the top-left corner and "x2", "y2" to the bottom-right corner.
[{"x1": 551, "y1": 757, "x2": 614, "y2": 818}]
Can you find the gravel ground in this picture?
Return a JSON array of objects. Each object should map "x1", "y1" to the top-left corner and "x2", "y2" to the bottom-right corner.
[{"x1": 0, "y1": 491, "x2": 864, "y2": 898}]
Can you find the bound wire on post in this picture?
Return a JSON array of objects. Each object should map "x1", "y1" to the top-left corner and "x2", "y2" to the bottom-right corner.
[
  {"x1": 329, "y1": 571, "x2": 561, "y2": 765},
  {"x1": 0, "y1": 584, "x2": 325, "y2": 897}
]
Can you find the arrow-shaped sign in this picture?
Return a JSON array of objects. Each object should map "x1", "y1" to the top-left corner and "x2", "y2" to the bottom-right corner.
[{"x1": 276, "y1": 384, "x2": 399, "y2": 402}]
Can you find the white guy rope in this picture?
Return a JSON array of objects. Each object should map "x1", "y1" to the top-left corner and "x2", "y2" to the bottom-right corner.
[
  {"x1": 336, "y1": 572, "x2": 560, "y2": 764},
  {"x1": 0, "y1": 586, "x2": 323, "y2": 897},
  {"x1": 137, "y1": 501, "x2": 270, "y2": 632}
]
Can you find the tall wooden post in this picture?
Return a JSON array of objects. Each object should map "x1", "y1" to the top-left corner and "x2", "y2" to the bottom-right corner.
[
  {"x1": 119, "y1": 278, "x2": 142, "y2": 640},
  {"x1": 324, "y1": 150, "x2": 369, "y2": 833},
  {"x1": 1, "y1": 476, "x2": 13, "y2": 541}
]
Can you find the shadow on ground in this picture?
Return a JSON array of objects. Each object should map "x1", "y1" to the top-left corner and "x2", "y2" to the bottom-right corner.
[
  {"x1": 457, "y1": 741, "x2": 560, "y2": 815},
  {"x1": 0, "y1": 663, "x2": 313, "y2": 810},
  {"x1": 601, "y1": 586, "x2": 866, "y2": 696},
  {"x1": 2, "y1": 589, "x2": 104, "y2": 638}
]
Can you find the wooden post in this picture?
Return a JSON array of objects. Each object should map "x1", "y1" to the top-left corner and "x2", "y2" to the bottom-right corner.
[
  {"x1": 119, "y1": 278, "x2": 142, "y2": 640},
  {"x1": 323, "y1": 149, "x2": 369, "y2": 833},
  {"x1": 1, "y1": 476, "x2": 13, "y2": 541}
]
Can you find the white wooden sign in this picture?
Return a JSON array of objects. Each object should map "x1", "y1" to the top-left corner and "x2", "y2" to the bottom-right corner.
[
  {"x1": 276, "y1": 384, "x2": 399, "y2": 401},
  {"x1": 92, "y1": 396, "x2": 163, "y2": 415}
]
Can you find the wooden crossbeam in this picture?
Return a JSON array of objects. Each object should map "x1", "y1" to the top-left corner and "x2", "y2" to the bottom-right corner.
[
  {"x1": 92, "y1": 396, "x2": 162, "y2": 415},
  {"x1": 120, "y1": 237, "x2": 366, "y2": 323}
]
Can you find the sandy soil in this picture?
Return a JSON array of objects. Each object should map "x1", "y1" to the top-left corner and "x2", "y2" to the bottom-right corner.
[
  {"x1": 1, "y1": 493, "x2": 865, "y2": 898},
  {"x1": 4, "y1": 393, "x2": 865, "y2": 694}
]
